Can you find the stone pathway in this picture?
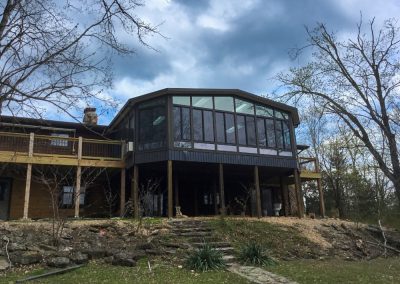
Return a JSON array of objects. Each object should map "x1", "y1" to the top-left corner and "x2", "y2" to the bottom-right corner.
[
  {"x1": 228, "y1": 264, "x2": 297, "y2": 284},
  {"x1": 168, "y1": 219, "x2": 297, "y2": 284}
]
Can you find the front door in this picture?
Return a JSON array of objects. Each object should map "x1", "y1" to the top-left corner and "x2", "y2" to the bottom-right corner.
[{"x1": 0, "y1": 179, "x2": 11, "y2": 220}]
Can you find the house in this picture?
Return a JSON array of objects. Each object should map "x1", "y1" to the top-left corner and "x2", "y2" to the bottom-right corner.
[{"x1": 0, "y1": 88, "x2": 324, "y2": 220}]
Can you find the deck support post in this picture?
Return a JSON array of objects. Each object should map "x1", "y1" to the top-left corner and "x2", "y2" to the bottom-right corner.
[
  {"x1": 23, "y1": 133, "x2": 34, "y2": 219},
  {"x1": 213, "y1": 181, "x2": 218, "y2": 215},
  {"x1": 74, "y1": 137, "x2": 83, "y2": 218},
  {"x1": 218, "y1": 163, "x2": 226, "y2": 216},
  {"x1": 254, "y1": 165, "x2": 262, "y2": 218},
  {"x1": 167, "y1": 160, "x2": 173, "y2": 218},
  {"x1": 132, "y1": 165, "x2": 139, "y2": 219},
  {"x1": 317, "y1": 179, "x2": 325, "y2": 218},
  {"x1": 293, "y1": 169, "x2": 303, "y2": 218},
  {"x1": 120, "y1": 168, "x2": 126, "y2": 217},
  {"x1": 280, "y1": 177, "x2": 289, "y2": 216}
]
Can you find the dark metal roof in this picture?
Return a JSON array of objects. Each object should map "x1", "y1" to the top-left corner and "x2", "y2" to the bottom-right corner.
[
  {"x1": 0, "y1": 115, "x2": 107, "y2": 133},
  {"x1": 107, "y1": 88, "x2": 300, "y2": 131}
]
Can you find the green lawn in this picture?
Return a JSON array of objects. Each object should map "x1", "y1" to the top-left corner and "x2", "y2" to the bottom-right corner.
[
  {"x1": 0, "y1": 259, "x2": 250, "y2": 284},
  {"x1": 269, "y1": 258, "x2": 400, "y2": 284}
]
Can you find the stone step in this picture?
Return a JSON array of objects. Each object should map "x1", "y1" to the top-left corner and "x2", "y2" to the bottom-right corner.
[
  {"x1": 188, "y1": 236, "x2": 220, "y2": 242},
  {"x1": 191, "y1": 242, "x2": 232, "y2": 248},
  {"x1": 172, "y1": 228, "x2": 212, "y2": 233},
  {"x1": 222, "y1": 255, "x2": 237, "y2": 263},
  {"x1": 174, "y1": 232, "x2": 212, "y2": 237},
  {"x1": 214, "y1": 247, "x2": 235, "y2": 253}
]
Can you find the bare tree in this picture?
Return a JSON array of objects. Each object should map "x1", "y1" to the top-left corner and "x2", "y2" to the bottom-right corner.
[
  {"x1": 0, "y1": 0, "x2": 160, "y2": 118},
  {"x1": 278, "y1": 17, "x2": 400, "y2": 206}
]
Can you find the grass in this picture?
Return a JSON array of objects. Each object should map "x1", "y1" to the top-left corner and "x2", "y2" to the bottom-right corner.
[
  {"x1": 209, "y1": 218, "x2": 317, "y2": 258},
  {"x1": 238, "y1": 242, "x2": 276, "y2": 266},
  {"x1": 0, "y1": 259, "x2": 250, "y2": 284},
  {"x1": 268, "y1": 258, "x2": 400, "y2": 284}
]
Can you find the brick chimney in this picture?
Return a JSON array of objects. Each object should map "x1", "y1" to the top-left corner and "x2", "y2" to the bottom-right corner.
[{"x1": 83, "y1": 107, "x2": 98, "y2": 125}]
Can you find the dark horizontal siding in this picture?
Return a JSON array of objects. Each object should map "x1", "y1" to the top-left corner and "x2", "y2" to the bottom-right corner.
[{"x1": 132, "y1": 149, "x2": 296, "y2": 168}]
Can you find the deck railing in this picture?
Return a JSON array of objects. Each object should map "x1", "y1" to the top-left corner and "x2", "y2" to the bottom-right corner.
[
  {"x1": 0, "y1": 131, "x2": 124, "y2": 160},
  {"x1": 298, "y1": 157, "x2": 319, "y2": 173}
]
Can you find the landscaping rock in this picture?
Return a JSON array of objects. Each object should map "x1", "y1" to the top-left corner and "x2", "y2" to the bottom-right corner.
[
  {"x1": 10, "y1": 251, "x2": 42, "y2": 265},
  {"x1": 0, "y1": 256, "x2": 10, "y2": 271},
  {"x1": 111, "y1": 252, "x2": 136, "y2": 267},
  {"x1": 70, "y1": 252, "x2": 88, "y2": 264},
  {"x1": 8, "y1": 242, "x2": 26, "y2": 252},
  {"x1": 47, "y1": 256, "x2": 70, "y2": 268}
]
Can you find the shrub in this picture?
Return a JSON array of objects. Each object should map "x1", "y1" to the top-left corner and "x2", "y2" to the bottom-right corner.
[
  {"x1": 185, "y1": 243, "x2": 226, "y2": 272},
  {"x1": 239, "y1": 242, "x2": 276, "y2": 266}
]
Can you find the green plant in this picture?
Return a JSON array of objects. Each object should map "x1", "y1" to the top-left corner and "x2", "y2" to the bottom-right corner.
[
  {"x1": 185, "y1": 243, "x2": 226, "y2": 272},
  {"x1": 239, "y1": 242, "x2": 276, "y2": 266}
]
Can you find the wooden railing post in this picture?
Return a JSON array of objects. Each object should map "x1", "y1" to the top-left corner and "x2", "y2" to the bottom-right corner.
[
  {"x1": 23, "y1": 133, "x2": 34, "y2": 219},
  {"x1": 74, "y1": 137, "x2": 83, "y2": 218}
]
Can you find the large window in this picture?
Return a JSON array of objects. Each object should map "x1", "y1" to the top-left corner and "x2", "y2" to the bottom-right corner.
[
  {"x1": 138, "y1": 99, "x2": 166, "y2": 150},
  {"x1": 171, "y1": 95, "x2": 293, "y2": 154}
]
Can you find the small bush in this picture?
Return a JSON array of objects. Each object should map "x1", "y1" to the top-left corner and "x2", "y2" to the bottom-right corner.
[
  {"x1": 239, "y1": 242, "x2": 276, "y2": 266},
  {"x1": 185, "y1": 243, "x2": 226, "y2": 272}
]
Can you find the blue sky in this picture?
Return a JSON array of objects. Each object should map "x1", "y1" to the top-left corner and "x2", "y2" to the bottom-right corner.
[{"x1": 51, "y1": 0, "x2": 400, "y2": 124}]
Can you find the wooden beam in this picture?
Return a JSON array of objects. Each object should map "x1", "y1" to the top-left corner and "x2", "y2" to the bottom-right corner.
[
  {"x1": 167, "y1": 160, "x2": 173, "y2": 218},
  {"x1": 218, "y1": 163, "x2": 226, "y2": 216},
  {"x1": 23, "y1": 133, "x2": 34, "y2": 219},
  {"x1": 317, "y1": 179, "x2": 326, "y2": 218},
  {"x1": 254, "y1": 165, "x2": 262, "y2": 218},
  {"x1": 120, "y1": 168, "x2": 126, "y2": 217},
  {"x1": 280, "y1": 177, "x2": 289, "y2": 216},
  {"x1": 293, "y1": 169, "x2": 303, "y2": 218},
  {"x1": 74, "y1": 166, "x2": 81, "y2": 218},
  {"x1": 74, "y1": 137, "x2": 83, "y2": 218},
  {"x1": 132, "y1": 165, "x2": 139, "y2": 219}
]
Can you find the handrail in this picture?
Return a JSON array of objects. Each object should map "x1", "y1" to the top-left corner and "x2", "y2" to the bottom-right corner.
[{"x1": 0, "y1": 131, "x2": 125, "y2": 160}]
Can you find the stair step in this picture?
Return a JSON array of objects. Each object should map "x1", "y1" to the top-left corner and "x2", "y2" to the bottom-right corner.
[
  {"x1": 222, "y1": 255, "x2": 237, "y2": 263},
  {"x1": 215, "y1": 247, "x2": 235, "y2": 252},
  {"x1": 191, "y1": 242, "x2": 231, "y2": 248},
  {"x1": 188, "y1": 236, "x2": 220, "y2": 242}
]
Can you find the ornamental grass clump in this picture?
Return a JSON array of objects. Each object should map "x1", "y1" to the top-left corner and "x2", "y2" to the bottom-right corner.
[
  {"x1": 239, "y1": 242, "x2": 276, "y2": 266},
  {"x1": 185, "y1": 243, "x2": 226, "y2": 272}
]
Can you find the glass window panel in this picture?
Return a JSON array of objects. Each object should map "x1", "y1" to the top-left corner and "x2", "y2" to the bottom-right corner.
[
  {"x1": 214, "y1": 97, "x2": 234, "y2": 112},
  {"x1": 257, "y1": 118, "x2": 266, "y2": 147},
  {"x1": 173, "y1": 96, "x2": 190, "y2": 106},
  {"x1": 237, "y1": 115, "x2": 246, "y2": 145},
  {"x1": 173, "y1": 107, "x2": 181, "y2": 141},
  {"x1": 235, "y1": 98, "x2": 255, "y2": 115},
  {"x1": 216, "y1": 112, "x2": 225, "y2": 143},
  {"x1": 275, "y1": 110, "x2": 287, "y2": 119},
  {"x1": 203, "y1": 110, "x2": 214, "y2": 142},
  {"x1": 139, "y1": 105, "x2": 166, "y2": 150},
  {"x1": 192, "y1": 96, "x2": 213, "y2": 109},
  {"x1": 246, "y1": 116, "x2": 256, "y2": 146},
  {"x1": 225, "y1": 113, "x2": 235, "y2": 144},
  {"x1": 138, "y1": 98, "x2": 165, "y2": 109},
  {"x1": 256, "y1": 105, "x2": 273, "y2": 117},
  {"x1": 283, "y1": 120, "x2": 291, "y2": 150},
  {"x1": 266, "y1": 119, "x2": 276, "y2": 148},
  {"x1": 275, "y1": 120, "x2": 284, "y2": 149},
  {"x1": 193, "y1": 109, "x2": 203, "y2": 141},
  {"x1": 181, "y1": 107, "x2": 191, "y2": 140}
]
